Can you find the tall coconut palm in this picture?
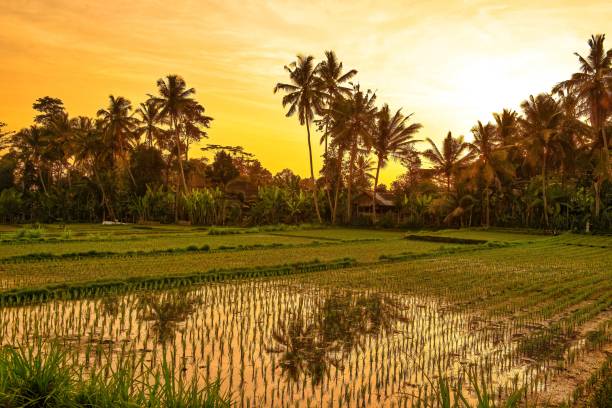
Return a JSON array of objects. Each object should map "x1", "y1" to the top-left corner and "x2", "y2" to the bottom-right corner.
[
  {"x1": 328, "y1": 85, "x2": 377, "y2": 222},
  {"x1": 150, "y1": 75, "x2": 198, "y2": 193},
  {"x1": 274, "y1": 55, "x2": 327, "y2": 223},
  {"x1": 554, "y1": 34, "x2": 612, "y2": 216},
  {"x1": 136, "y1": 100, "x2": 164, "y2": 148},
  {"x1": 421, "y1": 132, "x2": 471, "y2": 194},
  {"x1": 315, "y1": 51, "x2": 357, "y2": 219},
  {"x1": 468, "y1": 121, "x2": 514, "y2": 227},
  {"x1": 316, "y1": 51, "x2": 357, "y2": 157},
  {"x1": 371, "y1": 105, "x2": 422, "y2": 220},
  {"x1": 519, "y1": 94, "x2": 565, "y2": 227}
]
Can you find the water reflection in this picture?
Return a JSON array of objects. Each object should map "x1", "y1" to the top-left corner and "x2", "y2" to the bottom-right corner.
[
  {"x1": 267, "y1": 291, "x2": 409, "y2": 384},
  {"x1": 137, "y1": 290, "x2": 203, "y2": 343}
]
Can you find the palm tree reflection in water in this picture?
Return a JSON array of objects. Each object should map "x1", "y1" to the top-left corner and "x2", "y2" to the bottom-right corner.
[{"x1": 266, "y1": 291, "x2": 408, "y2": 385}]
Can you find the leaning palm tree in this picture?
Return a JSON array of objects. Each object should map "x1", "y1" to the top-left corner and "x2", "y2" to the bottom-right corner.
[
  {"x1": 421, "y1": 132, "x2": 471, "y2": 194},
  {"x1": 135, "y1": 99, "x2": 164, "y2": 148},
  {"x1": 274, "y1": 55, "x2": 327, "y2": 223},
  {"x1": 554, "y1": 34, "x2": 612, "y2": 216},
  {"x1": 371, "y1": 105, "x2": 422, "y2": 220},
  {"x1": 519, "y1": 94, "x2": 565, "y2": 227},
  {"x1": 150, "y1": 75, "x2": 198, "y2": 193}
]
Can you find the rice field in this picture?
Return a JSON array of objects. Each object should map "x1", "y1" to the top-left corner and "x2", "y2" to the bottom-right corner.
[{"x1": 0, "y1": 225, "x2": 610, "y2": 407}]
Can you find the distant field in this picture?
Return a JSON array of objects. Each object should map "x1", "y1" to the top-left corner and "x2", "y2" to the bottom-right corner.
[
  {"x1": 409, "y1": 227, "x2": 552, "y2": 242},
  {"x1": 0, "y1": 236, "x2": 444, "y2": 290},
  {"x1": 0, "y1": 224, "x2": 609, "y2": 406}
]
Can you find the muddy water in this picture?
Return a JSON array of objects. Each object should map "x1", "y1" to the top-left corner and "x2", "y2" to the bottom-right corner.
[{"x1": 0, "y1": 279, "x2": 547, "y2": 407}]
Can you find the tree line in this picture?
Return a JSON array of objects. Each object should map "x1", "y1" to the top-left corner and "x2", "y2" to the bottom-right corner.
[
  {"x1": 0, "y1": 35, "x2": 610, "y2": 231},
  {"x1": 274, "y1": 35, "x2": 611, "y2": 231}
]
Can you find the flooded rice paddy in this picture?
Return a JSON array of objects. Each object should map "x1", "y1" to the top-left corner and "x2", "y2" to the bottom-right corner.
[{"x1": 0, "y1": 278, "x2": 572, "y2": 407}]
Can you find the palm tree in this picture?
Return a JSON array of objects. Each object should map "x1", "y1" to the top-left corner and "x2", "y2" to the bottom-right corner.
[
  {"x1": 352, "y1": 154, "x2": 375, "y2": 192},
  {"x1": 97, "y1": 95, "x2": 137, "y2": 185},
  {"x1": 493, "y1": 109, "x2": 519, "y2": 146},
  {"x1": 136, "y1": 100, "x2": 164, "y2": 148},
  {"x1": 274, "y1": 55, "x2": 327, "y2": 223},
  {"x1": 316, "y1": 51, "x2": 357, "y2": 157},
  {"x1": 421, "y1": 132, "x2": 471, "y2": 194},
  {"x1": 468, "y1": 121, "x2": 514, "y2": 227},
  {"x1": 179, "y1": 101, "x2": 213, "y2": 160},
  {"x1": 554, "y1": 34, "x2": 612, "y2": 216},
  {"x1": 371, "y1": 105, "x2": 422, "y2": 220},
  {"x1": 150, "y1": 75, "x2": 199, "y2": 193},
  {"x1": 316, "y1": 51, "x2": 357, "y2": 220},
  {"x1": 12, "y1": 126, "x2": 49, "y2": 194},
  {"x1": 328, "y1": 85, "x2": 377, "y2": 222},
  {"x1": 72, "y1": 117, "x2": 116, "y2": 220},
  {"x1": 519, "y1": 93, "x2": 565, "y2": 227}
]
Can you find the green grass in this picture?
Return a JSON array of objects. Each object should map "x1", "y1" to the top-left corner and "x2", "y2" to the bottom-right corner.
[
  {"x1": 0, "y1": 232, "x2": 318, "y2": 258},
  {"x1": 267, "y1": 227, "x2": 407, "y2": 241},
  {"x1": 0, "y1": 342, "x2": 231, "y2": 407},
  {"x1": 293, "y1": 236, "x2": 612, "y2": 323},
  {"x1": 410, "y1": 228, "x2": 551, "y2": 242},
  {"x1": 0, "y1": 236, "x2": 446, "y2": 291}
]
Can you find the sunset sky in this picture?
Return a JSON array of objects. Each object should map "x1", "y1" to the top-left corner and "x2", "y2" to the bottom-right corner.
[{"x1": 1, "y1": 0, "x2": 611, "y2": 183}]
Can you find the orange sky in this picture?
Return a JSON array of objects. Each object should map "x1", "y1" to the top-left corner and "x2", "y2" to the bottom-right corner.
[{"x1": 0, "y1": 0, "x2": 610, "y2": 184}]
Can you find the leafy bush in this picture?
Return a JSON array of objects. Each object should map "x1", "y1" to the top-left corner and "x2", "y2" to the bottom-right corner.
[
  {"x1": 183, "y1": 188, "x2": 225, "y2": 225},
  {"x1": 131, "y1": 185, "x2": 175, "y2": 223}
]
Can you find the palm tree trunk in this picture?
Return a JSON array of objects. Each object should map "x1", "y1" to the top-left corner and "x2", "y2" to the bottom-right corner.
[
  {"x1": 594, "y1": 181, "x2": 601, "y2": 219},
  {"x1": 93, "y1": 167, "x2": 115, "y2": 221},
  {"x1": 372, "y1": 158, "x2": 381, "y2": 223},
  {"x1": 346, "y1": 142, "x2": 357, "y2": 223},
  {"x1": 323, "y1": 122, "x2": 333, "y2": 221},
  {"x1": 173, "y1": 115, "x2": 189, "y2": 193},
  {"x1": 305, "y1": 119, "x2": 322, "y2": 224},
  {"x1": 594, "y1": 127, "x2": 609, "y2": 217},
  {"x1": 600, "y1": 125, "x2": 610, "y2": 170},
  {"x1": 117, "y1": 136, "x2": 137, "y2": 188},
  {"x1": 485, "y1": 188, "x2": 490, "y2": 228},
  {"x1": 542, "y1": 148, "x2": 549, "y2": 228},
  {"x1": 37, "y1": 162, "x2": 48, "y2": 195},
  {"x1": 332, "y1": 147, "x2": 344, "y2": 224}
]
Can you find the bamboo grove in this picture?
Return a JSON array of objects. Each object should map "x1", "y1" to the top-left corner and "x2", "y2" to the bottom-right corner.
[{"x1": 0, "y1": 35, "x2": 611, "y2": 231}]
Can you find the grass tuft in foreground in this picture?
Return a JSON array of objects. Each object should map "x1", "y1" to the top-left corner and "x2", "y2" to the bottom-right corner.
[{"x1": 0, "y1": 342, "x2": 231, "y2": 407}]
